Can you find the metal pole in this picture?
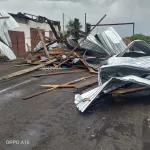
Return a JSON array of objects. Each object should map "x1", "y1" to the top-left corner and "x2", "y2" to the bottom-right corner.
[
  {"x1": 85, "y1": 13, "x2": 87, "y2": 32},
  {"x1": 133, "y1": 23, "x2": 135, "y2": 37},
  {"x1": 63, "y1": 13, "x2": 65, "y2": 32},
  {"x1": 91, "y1": 22, "x2": 134, "y2": 26}
]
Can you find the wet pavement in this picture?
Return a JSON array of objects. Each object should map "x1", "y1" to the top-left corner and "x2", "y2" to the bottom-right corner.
[{"x1": 0, "y1": 62, "x2": 150, "y2": 150}]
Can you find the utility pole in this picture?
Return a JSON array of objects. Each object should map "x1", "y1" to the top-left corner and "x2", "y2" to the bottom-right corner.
[
  {"x1": 85, "y1": 13, "x2": 87, "y2": 32},
  {"x1": 63, "y1": 13, "x2": 64, "y2": 32}
]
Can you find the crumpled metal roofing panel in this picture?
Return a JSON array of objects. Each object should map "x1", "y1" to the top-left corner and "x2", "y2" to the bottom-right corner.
[
  {"x1": 100, "y1": 56, "x2": 150, "y2": 83},
  {"x1": 98, "y1": 27, "x2": 127, "y2": 56},
  {"x1": 79, "y1": 34, "x2": 111, "y2": 56},
  {"x1": 66, "y1": 35, "x2": 79, "y2": 48},
  {"x1": 118, "y1": 40, "x2": 150, "y2": 57},
  {"x1": 0, "y1": 12, "x2": 19, "y2": 47},
  {"x1": 107, "y1": 56, "x2": 150, "y2": 69},
  {"x1": 75, "y1": 75, "x2": 150, "y2": 112},
  {"x1": 0, "y1": 41, "x2": 16, "y2": 60}
]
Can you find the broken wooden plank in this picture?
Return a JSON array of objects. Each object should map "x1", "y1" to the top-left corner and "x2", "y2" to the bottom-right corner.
[
  {"x1": 14, "y1": 64, "x2": 31, "y2": 67},
  {"x1": 34, "y1": 50, "x2": 73, "y2": 58},
  {"x1": 23, "y1": 88, "x2": 56, "y2": 100},
  {"x1": 40, "y1": 75, "x2": 94, "y2": 87},
  {"x1": 23, "y1": 75, "x2": 94, "y2": 100},
  {"x1": 39, "y1": 67, "x2": 71, "y2": 70},
  {"x1": 61, "y1": 75, "x2": 94, "y2": 85},
  {"x1": 74, "y1": 52, "x2": 96, "y2": 73},
  {"x1": 40, "y1": 85, "x2": 74, "y2": 88},
  {"x1": 37, "y1": 27, "x2": 50, "y2": 59},
  {"x1": 111, "y1": 86, "x2": 150, "y2": 96},
  {"x1": 0, "y1": 59, "x2": 57, "y2": 82},
  {"x1": 73, "y1": 77, "x2": 97, "y2": 89},
  {"x1": 31, "y1": 69, "x2": 86, "y2": 77}
]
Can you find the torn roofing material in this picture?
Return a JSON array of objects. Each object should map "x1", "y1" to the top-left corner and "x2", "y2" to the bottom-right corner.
[
  {"x1": 0, "y1": 12, "x2": 19, "y2": 47},
  {"x1": 97, "y1": 27, "x2": 127, "y2": 56},
  {"x1": 66, "y1": 35, "x2": 79, "y2": 48},
  {"x1": 79, "y1": 27, "x2": 126, "y2": 57},
  {"x1": 81, "y1": 27, "x2": 129, "y2": 70},
  {"x1": 79, "y1": 34, "x2": 110, "y2": 56},
  {"x1": 100, "y1": 56, "x2": 150, "y2": 83},
  {"x1": 117, "y1": 40, "x2": 150, "y2": 57},
  {"x1": 75, "y1": 75, "x2": 150, "y2": 112},
  {"x1": 0, "y1": 41, "x2": 16, "y2": 60}
]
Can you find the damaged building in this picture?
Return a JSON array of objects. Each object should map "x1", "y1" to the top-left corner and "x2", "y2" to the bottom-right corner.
[{"x1": 7, "y1": 12, "x2": 61, "y2": 57}]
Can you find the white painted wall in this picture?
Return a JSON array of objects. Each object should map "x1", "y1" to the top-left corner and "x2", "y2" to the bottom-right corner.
[{"x1": 13, "y1": 20, "x2": 58, "y2": 51}]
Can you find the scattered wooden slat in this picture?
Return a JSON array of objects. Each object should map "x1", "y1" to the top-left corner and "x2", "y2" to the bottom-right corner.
[
  {"x1": 74, "y1": 52, "x2": 96, "y2": 73},
  {"x1": 37, "y1": 27, "x2": 50, "y2": 59},
  {"x1": 39, "y1": 67, "x2": 71, "y2": 70},
  {"x1": 0, "y1": 59, "x2": 57, "y2": 82},
  {"x1": 40, "y1": 85, "x2": 74, "y2": 88},
  {"x1": 74, "y1": 77, "x2": 98, "y2": 89},
  {"x1": 33, "y1": 50, "x2": 73, "y2": 58},
  {"x1": 111, "y1": 86, "x2": 150, "y2": 96},
  {"x1": 14, "y1": 64, "x2": 31, "y2": 67},
  {"x1": 40, "y1": 75, "x2": 94, "y2": 87},
  {"x1": 31, "y1": 69, "x2": 86, "y2": 77},
  {"x1": 23, "y1": 88, "x2": 56, "y2": 100},
  {"x1": 61, "y1": 75, "x2": 94, "y2": 85},
  {"x1": 23, "y1": 75, "x2": 94, "y2": 100}
]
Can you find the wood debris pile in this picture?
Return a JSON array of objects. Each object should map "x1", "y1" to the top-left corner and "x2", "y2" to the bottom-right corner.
[{"x1": 24, "y1": 27, "x2": 96, "y2": 73}]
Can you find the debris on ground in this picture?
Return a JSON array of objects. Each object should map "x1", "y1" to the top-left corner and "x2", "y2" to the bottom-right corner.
[
  {"x1": 1, "y1": 12, "x2": 150, "y2": 113},
  {"x1": 75, "y1": 33, "x2": 150, "y2": 112}
]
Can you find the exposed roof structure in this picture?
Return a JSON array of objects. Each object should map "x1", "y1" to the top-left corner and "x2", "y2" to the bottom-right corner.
[{"x1": 9, "y1": 12, "x2": 60, "y2": 26}]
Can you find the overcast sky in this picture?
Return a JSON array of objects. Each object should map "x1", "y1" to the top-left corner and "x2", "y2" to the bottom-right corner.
[{"x1": 0, "y1": 0, "x2": 150, "y2": 37}]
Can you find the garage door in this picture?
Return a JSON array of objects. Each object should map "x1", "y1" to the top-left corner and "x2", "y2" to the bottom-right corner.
[
  {"x1": 30, "y1": 28, "x2": 45, "y2": 50},
  {"x1": 8, "y1": 31, "x2": 26, "y2": 57}
]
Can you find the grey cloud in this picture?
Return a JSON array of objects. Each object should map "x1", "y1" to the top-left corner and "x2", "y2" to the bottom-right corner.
[{"x1": 0, "y1": 0, "x2": 150, "y2": 37}]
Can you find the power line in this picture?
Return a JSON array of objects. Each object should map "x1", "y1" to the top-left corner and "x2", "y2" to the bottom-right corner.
[{"x1": 64, "y1": 13, "x2": 72, "y2": 21}]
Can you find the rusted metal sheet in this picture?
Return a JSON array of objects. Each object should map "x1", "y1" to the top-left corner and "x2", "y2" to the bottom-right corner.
[
  {"x1": 8, "y1": 31, "x2": 26, "y2": 57},
  {"x1": 30, "y1": 28, "x2": 45, "y2": 50}
]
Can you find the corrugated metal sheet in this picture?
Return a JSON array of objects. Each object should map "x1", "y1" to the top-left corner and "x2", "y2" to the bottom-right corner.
[
  {"x1": 66, "y1": 35, "x2": 79, "y2": 48},
  {"x1": 75, "y1": 75, "x2": 150, "y2": 112},
  {"x1": 100, "y1": 56, "x2": 150, "y2": 83},
  {"x1": 80, "y1": 27, "x2": 128, "y2": 70},
  {"x1": 79, "y1": 34, "x2": 110, "y2": 56},
  {"x1": 118, "y1": 40, "x2": 150, "y2": 57},
  {"x1": 0, "y1": 41, "x2": 16, "y2": 60},
  {"x1": 75, "y1": 27, "x2": 150, "y2": 112},
  {"x1": 98, "y1": 27, "x2": 126, "y2": 56},
  {"x1": 0, "y1": 12, "x2": 19, "y2": 47},
  {"x1": 80, "y1": 27, "x2": 127, "y2": 56}
]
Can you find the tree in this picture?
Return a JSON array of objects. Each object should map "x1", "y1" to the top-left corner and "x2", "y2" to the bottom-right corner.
[
  {"x1": 65, "y1": 19, "x2": 83, "y2": 31},
  {"x1": 124, "y1": 33, "x2": 150, "y2": 44}
]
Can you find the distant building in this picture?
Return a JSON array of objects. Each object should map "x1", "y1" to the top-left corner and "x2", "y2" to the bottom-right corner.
[
  {"x1": 8, "y1": 12, "x2": 60, "y2": 57},
  {"x1": 123, "y1": 39, "x2": 131, "y2": 46}
]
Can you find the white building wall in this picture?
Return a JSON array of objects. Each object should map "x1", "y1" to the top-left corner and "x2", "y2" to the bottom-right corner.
[{"x1": 13, "y1": 20, "x2": 57, "y2": 51}]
